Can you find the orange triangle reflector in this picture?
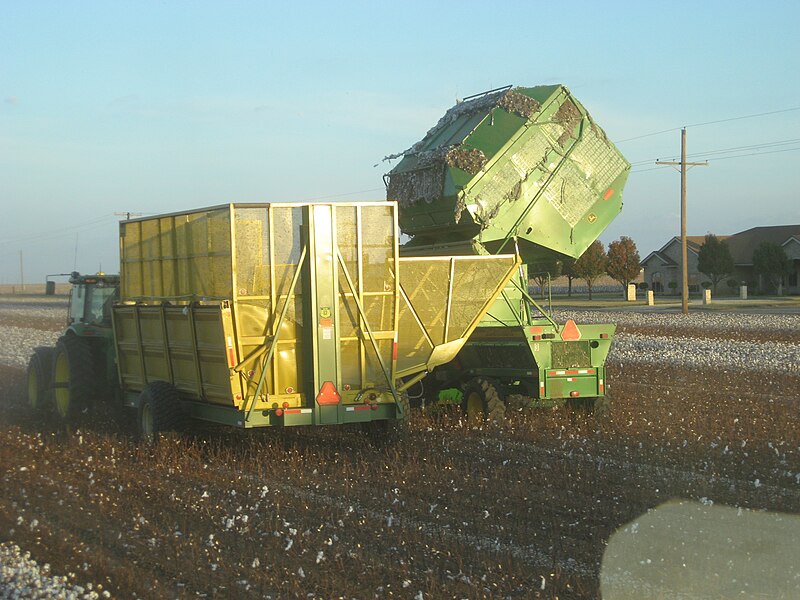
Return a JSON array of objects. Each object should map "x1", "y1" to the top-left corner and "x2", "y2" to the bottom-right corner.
[
  {"x1": 316, "y1": 381, "x2": 341, "y2": 405},
  {"x1": 560, "y1": 319, "x2": 582, "y2": 341}
]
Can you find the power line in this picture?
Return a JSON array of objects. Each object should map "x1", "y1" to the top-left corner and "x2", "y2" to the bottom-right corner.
[
  {"x1": 0, "y1": 214, "x2": 118, "y2": 248},
  {"x1": 629, "y1": 137, "x2": 800, "y2": 166},
  {"x1": 615, "y1": 106, "x2": 800, "y2": 144},
  {"x1": 631, "y1": 145, "x2": 800, "y2": 172}
]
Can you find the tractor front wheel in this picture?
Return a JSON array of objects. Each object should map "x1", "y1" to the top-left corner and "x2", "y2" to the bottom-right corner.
[{"x1": 462, "y1": 378, "x2": 505, "y2": 425}]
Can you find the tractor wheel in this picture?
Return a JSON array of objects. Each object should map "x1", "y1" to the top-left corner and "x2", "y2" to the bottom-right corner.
[
  {"x1": 27, "y1": 347, "x2": 55, "y2": 414},
  {"x1": 51, "y1": 336, "x2": 96, "y2": 423},
  {"x1": 137, "y1": 381, "x2": 184, "y2": 443},
  {"x1": 462, "y1": 378, "x2": 505, "y2": 425},
  {"x1": 361, "y1": 391, "x2": 411, "y2": 447}
]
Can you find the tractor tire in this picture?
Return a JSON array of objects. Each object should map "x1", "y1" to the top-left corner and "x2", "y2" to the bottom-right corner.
[
  {"x1": 361, "y1": 391, "x2": 411, "y2": 447},
  {"x1": 27, "y1": 347, "x2": 55, "y2": 414},
  {"x1": 462, "y1": 378, "x2": 505, "y2": 425},
  {"x1": 51, "y1": 336, "x2": 97, "y2": 423},
  {"x1": 137, "y1": 381, "x2": 184, "y2": 443}
]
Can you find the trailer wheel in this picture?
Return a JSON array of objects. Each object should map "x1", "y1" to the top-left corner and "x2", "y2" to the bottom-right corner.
[
  {"x1": 463, "y1": 378, "x2": 505, "y2": 424},
  {"x1": 137, "y1": 381, "x2": 184, "y2": 443},
  {"x1": 52, "y1": 336, "x2": 96, "y2": 423},
  {"x1": 362, "y1": 391, "x2": 410, "y2": 447},
  {"x1": 27, "y1": 347, "x2": 55, "y2": 413}
]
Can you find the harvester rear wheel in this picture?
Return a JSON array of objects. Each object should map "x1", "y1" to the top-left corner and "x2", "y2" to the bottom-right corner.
[
  {"x1": 463, "y1": 378, "x2": 505, "y2": 425},
  {"x1": 52, "y1": 336, "x2": 96, "y2": 423},
  {"x1": 27, "y1": 347, "x2": 55, "y2": 414},
  {"x1": 137, "y1": 381, "x2": 184, "y2": 444}
]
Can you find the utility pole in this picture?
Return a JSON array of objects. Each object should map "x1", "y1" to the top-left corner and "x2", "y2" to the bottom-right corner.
[
  {"x1": 19, "y1": 250, "x2": 24, "y2": 292},
  {"x1": 115, "y1": 212, "x2": 143, "y2": 220},
  {"x1": 656, "y1": 128, "x2": 708, "y2": 315}
]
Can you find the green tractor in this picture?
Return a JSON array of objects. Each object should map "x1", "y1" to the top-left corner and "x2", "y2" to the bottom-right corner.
[{"x1": 27, "y1": 271, "x2": 120, "y2": 421}]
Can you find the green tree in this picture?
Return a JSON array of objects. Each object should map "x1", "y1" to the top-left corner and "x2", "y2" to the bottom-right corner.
[
  {"x1": 528, "y1": 254, "x2": 563, "y2": 299},
  {"x1": 697, "y1": 233, "x2": 734, "y2": 293},
  {"x1": 572, "y1": 240, "x2": 607, "y2": 300},
  {"x1": 562, "y1": 257, "x2": 577, "y2": 297},
  {"x1": 606, "y1": 236, "x2": 641, "y2": 292},
  {"x1": 752, "y1": 241, "x2": 790, "y2": 294}
]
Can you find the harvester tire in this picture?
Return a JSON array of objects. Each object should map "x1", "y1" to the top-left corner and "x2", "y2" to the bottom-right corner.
[
  {"x1": 567, "y1": 396, "x2": 611, "y2": 418},
  {"x1": 505, "y1": 394, "x2": 534, "y2": 412},
  {"x1": 51, "y1": 336, "x2": 96, "y2": 423},
  {"x1": 137, "y1": 381, "x2": 184, "y2": 444},
  {"x1": 362, "y1": 391, "x2": 410, "y2": 447},
  {"x1": 27, "y1": 347, "x2": 55, "y2": 414},
  {"x1": 463, "y1": 378, "x2": 505, "y2": 425}
]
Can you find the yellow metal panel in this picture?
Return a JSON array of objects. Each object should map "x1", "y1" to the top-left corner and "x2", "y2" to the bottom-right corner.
[{"x1": 395, "y1": 254, "x2": 520, "y2": 377}]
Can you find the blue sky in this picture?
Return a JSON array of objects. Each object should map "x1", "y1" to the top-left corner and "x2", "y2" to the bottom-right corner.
[{"x1": 2, "y1": 0, "x2": 799, "y2": 283}]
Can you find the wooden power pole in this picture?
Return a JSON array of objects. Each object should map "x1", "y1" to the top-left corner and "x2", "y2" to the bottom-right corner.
[{"x1": 656, "y1": 128, "x2": 708, "y2": 315}]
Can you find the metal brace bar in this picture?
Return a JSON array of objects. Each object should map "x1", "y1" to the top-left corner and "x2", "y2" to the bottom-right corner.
[{"x1": 244, "y1": 245, "x2": 307, "y2": 422}]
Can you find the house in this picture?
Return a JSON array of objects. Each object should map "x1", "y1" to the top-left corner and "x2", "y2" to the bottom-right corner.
[
  {"x1": 640, "y1": 235, "x2": 717, "y2": 293},
  {"x1": 641, "y1": 225, "x2": 800, "y2": 295}
]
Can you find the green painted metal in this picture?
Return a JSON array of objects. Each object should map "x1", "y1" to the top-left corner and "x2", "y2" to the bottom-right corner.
[
  {"x1": 387, "y1": 84, "x2": 630, "y2": 264},
  {"x1": 390, "y1": 85, "x2": 629, "y2": 408}
]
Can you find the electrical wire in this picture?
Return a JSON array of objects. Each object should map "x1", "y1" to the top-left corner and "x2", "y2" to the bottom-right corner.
[
  {"x1": 629, "y1": 137, "x2": 800, "y2": 166},
  {"x1": 0, "y1": 214, "x2": 118, "y2": 248},
  {"x1": 631, "y1": 145, "x2": 800, "y2": 173},
  {"x1": 615, "y1": 106, "x2": 800, "y2": 144}
]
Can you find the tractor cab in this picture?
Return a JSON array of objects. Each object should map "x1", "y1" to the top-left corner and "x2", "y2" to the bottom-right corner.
[{"x1": 67, "y1": 271, "x2": 120, "y2": 332}]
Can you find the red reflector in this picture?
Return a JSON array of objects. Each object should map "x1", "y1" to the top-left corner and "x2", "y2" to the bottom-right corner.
[
  {"x1": 529, "y1": 326, "x2": 543, "y2": 335},
  {"x1": 570, "y1": 391, "x2": 580, "y2": 397},
  {"x1": 532, "y1": 335, "x2": 542, "y2": 341},
  {"x1": 392, "y1": 341, "x2": 398, "y2": 361},
  {"x1": 285, "y1": 408, "x2": 302, "y2": 415},
  {"x1": 282, "y1": 401, "x2": 290, "y2": 409},
  {"x1": 228, "y1": 348, "x2": 235, "y2": 367},
  {"x1": 275, "y1": 408, "x2": 284, "y2": 417},
  {"x1": 600, "y1": 333, "x2": 609, "y2": 339},
  {"x1": 560, "y1": 319, "x2": 581, "y2": 341},
  {"x1": 316, "y1": 381, "x2": 341, "y2": 406},
  {"x1": 603, "y1": 188, "x2": 614, "y2": 200}
]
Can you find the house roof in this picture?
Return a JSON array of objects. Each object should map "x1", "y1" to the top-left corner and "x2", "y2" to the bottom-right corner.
[{"x1": 726, "y1": 225, "x2": 800, "y2": 265}]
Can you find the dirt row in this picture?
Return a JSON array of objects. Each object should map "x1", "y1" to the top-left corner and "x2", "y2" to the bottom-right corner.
[{"x1": 1, "y1": 352, "x2": 798, "y2": 599}]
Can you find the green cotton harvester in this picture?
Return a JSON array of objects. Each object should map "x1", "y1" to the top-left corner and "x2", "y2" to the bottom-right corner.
[{"x1": 385, "y1": 84, "x2": 630, "y2": 420}]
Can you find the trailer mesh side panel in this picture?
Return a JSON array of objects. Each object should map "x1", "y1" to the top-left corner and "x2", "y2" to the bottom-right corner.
[{"x1": 550, "y1": 341, "x2": 591, "y2": 369}]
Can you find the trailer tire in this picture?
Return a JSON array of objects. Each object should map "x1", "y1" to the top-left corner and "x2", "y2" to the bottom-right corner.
[
  {"x1": 27, "y1": 347, "x2": 55, "y2": 414},
  {"x1": 52, "y1": 336, "x2": 96, "y2": 423},
  {"x1": 137, "y1": 381, "x2": 184, "y2": 444},
  {"x1": 362, "y1": 392, "x2": 410, "y2": 447},
  {"x1": 463, "y1": 378, "x2": 505, "y2": 424}
]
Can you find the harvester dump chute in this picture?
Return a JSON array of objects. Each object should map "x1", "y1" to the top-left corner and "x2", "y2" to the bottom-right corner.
[{"x1": 387, "y1": 84, "x2": 630, "y2": 262}]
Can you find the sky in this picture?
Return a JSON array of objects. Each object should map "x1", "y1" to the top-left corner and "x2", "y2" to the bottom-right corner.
[{"x1": 2, "y1": 0, "x2": 799, "y2": 283}]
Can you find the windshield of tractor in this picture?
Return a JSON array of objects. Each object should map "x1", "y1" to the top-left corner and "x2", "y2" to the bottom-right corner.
[{"x1": 69, "y1": 283, "x2": 119, "y2": 326}]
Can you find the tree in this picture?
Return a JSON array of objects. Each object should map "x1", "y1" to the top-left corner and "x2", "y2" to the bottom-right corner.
[
  {"x1": 752, "y1": 241, "x2": 790, "y2": 294},
  {"x1": 562, "y1": 257, "x2": 577, "y2": 297},
  {"x1": 606, "y1": 236, "x2": 641, "y2": 292},
  {"x1": 527, "y1": 254, "x2": 563, "y2": 299},
  {"x1": 572, "y1": 240, "x2": 607, "y2": 300},
  {"x1": 697, "y1": 233, "x2": 734, "y2": 293}
]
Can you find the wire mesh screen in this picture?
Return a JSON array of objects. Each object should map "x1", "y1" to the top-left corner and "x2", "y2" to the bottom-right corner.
[
  {"x1": 120, "y1": 207, "x2": 233, "y2": 301},
  {"x1": 395, "y1": 255, "x2": 518, "y2": 375}
]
